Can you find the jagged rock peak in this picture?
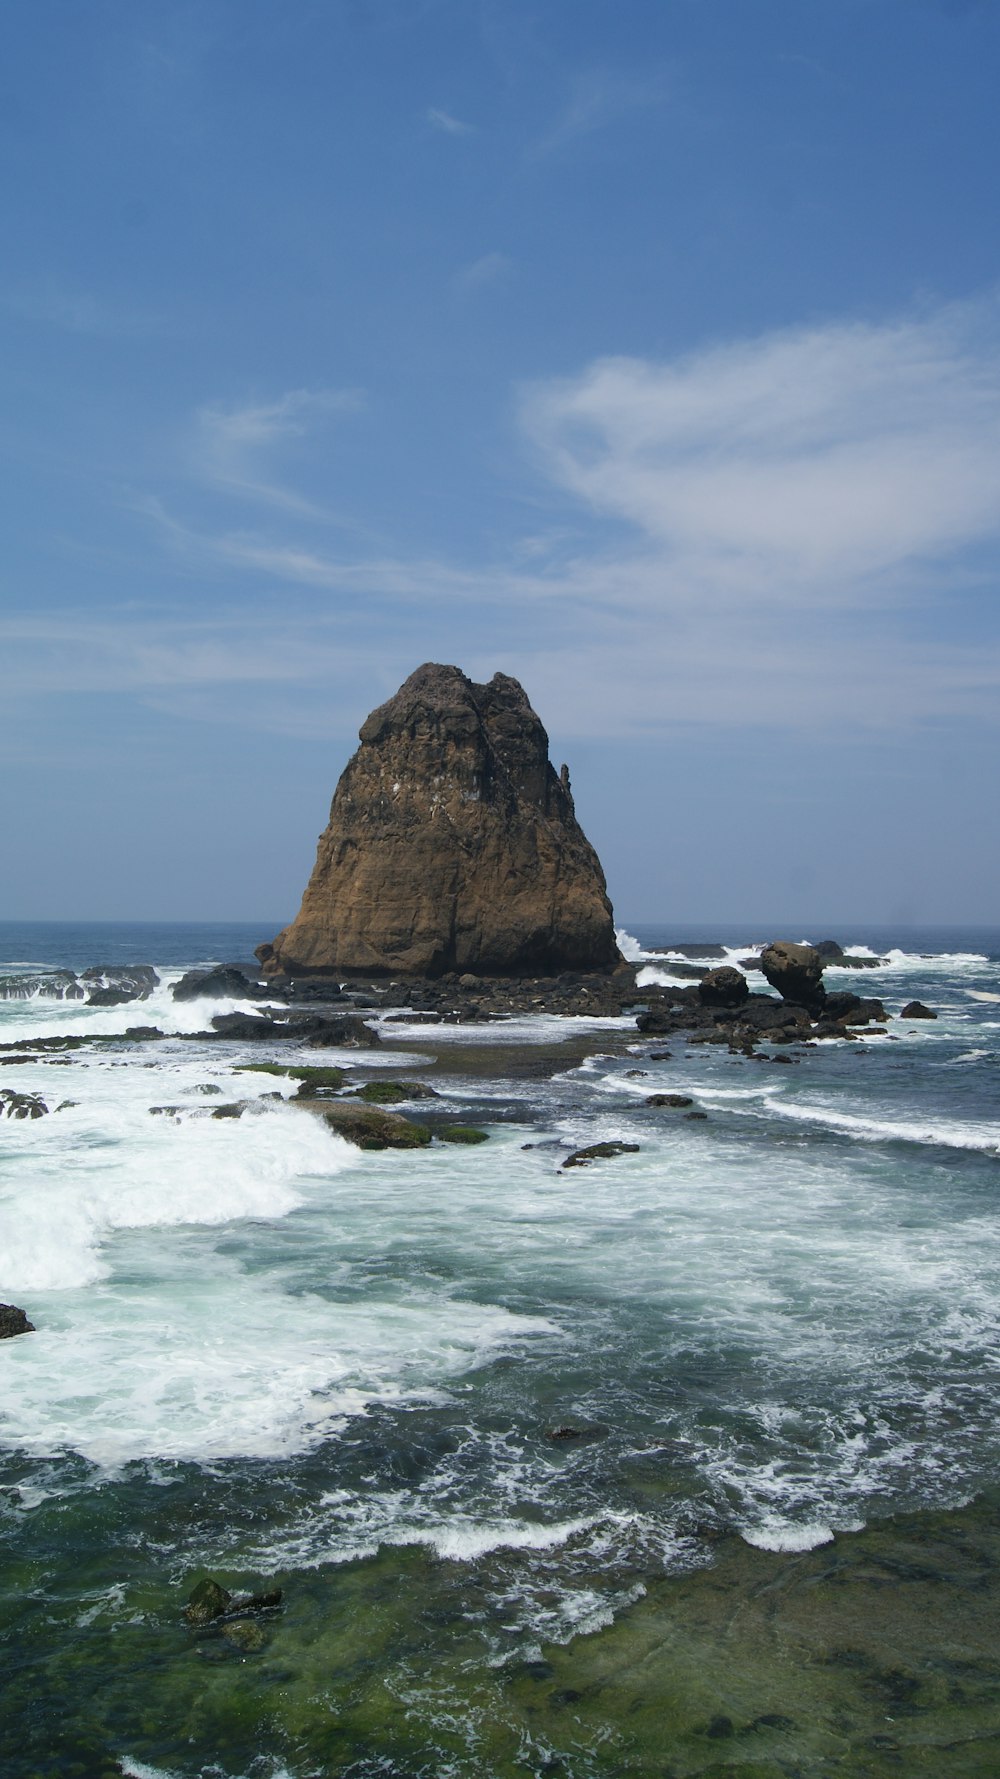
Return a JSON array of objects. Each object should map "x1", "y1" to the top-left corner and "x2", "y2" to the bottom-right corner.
[{"x1": 257, "y1": 663, "x2": 620, "y2": 979}]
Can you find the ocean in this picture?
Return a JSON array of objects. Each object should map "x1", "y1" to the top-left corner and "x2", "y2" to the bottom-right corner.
[{"x1": 2, "y1": 919, "x2": 999, "y2": 1778}]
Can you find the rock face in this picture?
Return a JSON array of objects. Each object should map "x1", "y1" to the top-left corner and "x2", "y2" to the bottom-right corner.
[{"x1": 258, "y1": 664, "x2": 620, "y2": 979}]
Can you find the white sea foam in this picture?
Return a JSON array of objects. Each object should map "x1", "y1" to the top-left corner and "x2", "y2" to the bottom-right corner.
[
  {"x1": 0, "y1": 1280, "x2": 558, "y2": 1467},
  {"x1": 121, "y1": 1764, "x2": 295, "y2": 1779},
  {"x1": 373, "y1": 1012, "x2": 631, "y2": 1044},
  {"x1": 0, "y1": 1100, "x2": 349, "y2": 1293},
  {"x1": 763, "y1": 1095, "x2": 1000, "y2": 1155},
  {"x1": 634, "y1": 964, "x2": 697, "y2": 989},
  {"x1": 741, "y1": 1521, "x2": 836, "y2": 1552}
]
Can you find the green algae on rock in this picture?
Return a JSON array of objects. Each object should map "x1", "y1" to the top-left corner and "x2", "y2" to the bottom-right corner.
[{"x1": 299, "y1": 1097, "x2": 432, "y2": 1149}]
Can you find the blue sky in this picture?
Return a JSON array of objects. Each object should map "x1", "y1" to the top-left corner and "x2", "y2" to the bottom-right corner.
[{"x1": 3, "y1": 0, "x2": 999, "y2": 928}]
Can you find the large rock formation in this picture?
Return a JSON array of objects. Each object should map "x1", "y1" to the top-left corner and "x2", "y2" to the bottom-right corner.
[
  {"x1": 759, "y1": 941, "x2": 826, "y2": 1012},
  {"x1": 257, "y1": 663, "x2": 620, "y2": 979}
]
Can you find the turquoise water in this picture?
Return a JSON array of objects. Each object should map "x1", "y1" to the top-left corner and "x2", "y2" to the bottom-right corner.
[{"x1": 1, "y1": 921, "x2": 999, "y2": 1776}]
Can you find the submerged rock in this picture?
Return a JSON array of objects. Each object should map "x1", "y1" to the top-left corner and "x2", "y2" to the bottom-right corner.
[
  {"x1": 562, "y1": 1141, "x2": 640, "y2": 1168},
  {"x1": 0, "y1": 1304, "x2": 35, "y2": 1339},
  {"x1": 183, "y1": 1578, "x2": 282, "y2": 1627},
  {"x1": 257, "y1": 663, "x2": 620, "y2": 979}
]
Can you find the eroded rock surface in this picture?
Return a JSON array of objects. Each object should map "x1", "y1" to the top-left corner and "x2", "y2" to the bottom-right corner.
[{"x1": 258, "y1": 663, "x2": 619, "y2": 979}]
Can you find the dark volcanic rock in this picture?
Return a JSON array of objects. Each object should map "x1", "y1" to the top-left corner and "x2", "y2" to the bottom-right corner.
[
  {"x1": 900, "y1": 1000, "x2": 937, "y2": 1019},
  {"x1": 562, "y1": 1141, "x2": 640, "y2": 1168},
  {"x1": 208, "y1": 1011, "x2": 380, "y2": 1047},
  {"x1": 81, "y1": 965, "x2": 159, "y2": 995},
  {"x1": 0, "y1": 970, "x2": 84, "y2": 1001},
  {"x1": 698, "y1": 966, "x2": 749, "y2": 1008},
  {"x1": 257, "y1": 663, "x2": 620, "y2": 979},
  {"x1": 760, "y1": 941, "x2": 826, "y2": 1011},
  {"x1": 0, "y1": 1303, "x2": 35, "y2": 1338},
  {"x1": 0, "y1": 1089, "x2": 49, "y2": 1120},
  {"x1": 173, "y1": 967, "x2": 262, "y2": 1002}
]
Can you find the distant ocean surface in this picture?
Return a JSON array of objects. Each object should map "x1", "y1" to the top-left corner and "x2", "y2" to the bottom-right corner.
[{"x1": 2, "y1": 918, "x2": 999, "y2": 1777}]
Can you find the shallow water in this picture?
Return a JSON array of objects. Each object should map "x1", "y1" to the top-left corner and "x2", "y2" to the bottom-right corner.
[{"x1": 2, "y1": 919, "x2": 999, "y2": 1775}]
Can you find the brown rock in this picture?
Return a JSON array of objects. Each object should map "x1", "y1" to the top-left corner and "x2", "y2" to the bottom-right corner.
[
  {"x1": 759, "y1": 940, "x2": 826, "y2": 1011},
  {"x1": 258, "y1": 664, "x2": 619, "y2": 979}
]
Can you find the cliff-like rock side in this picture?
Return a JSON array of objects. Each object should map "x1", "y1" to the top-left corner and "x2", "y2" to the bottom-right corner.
[{"x1": 257, "y1": 663, "x2": 620, "y2": 979}]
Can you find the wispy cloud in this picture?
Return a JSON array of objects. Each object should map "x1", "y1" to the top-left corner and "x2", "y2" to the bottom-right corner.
[
  {"x1": 2, "y1": 280, "x2": 168, "y2": 338},
  {"x1": 532, "y1": 67, "x2": 670, "y2": 158},
  {"x1": 456, "y1": 250, "x2": 511, "y2": 294},
  {"x1": 520, "y1": 299, "x2": 1000, "y2": 602},
  {"x1": 427, "y1": 105, "x2": 473, "y2": 135},
  {"x1": 21, "y1": 295, "x2": 1000, "y2": 740},
  {"x1": 193, "y1": 386, "x2": 363, "y2": 515}
]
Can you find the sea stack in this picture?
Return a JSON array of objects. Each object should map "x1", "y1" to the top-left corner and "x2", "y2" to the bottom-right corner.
[{"x1": 257, "y1": 663, "x2": 620, "y2": 979}]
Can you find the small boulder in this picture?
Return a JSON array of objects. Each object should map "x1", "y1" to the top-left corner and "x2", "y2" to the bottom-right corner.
[
  {"x1": 901, "y1": 1000, "x2": 937, "y2": 1020},
  {"x1": 698, "y1": 966, "x2": 749, "y2": 1008},
  {"x1": 222, "y1": 1620, "x2": 267, "y2": 1652},
  {"x1": 645, "y1": 1093, "x2": 693, "y2": 1108},
  {"x1": 0, "y1": 1304, "x2": 35, "y2": 1339}
]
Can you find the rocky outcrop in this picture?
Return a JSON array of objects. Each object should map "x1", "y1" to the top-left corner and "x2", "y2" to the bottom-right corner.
[
  {"x1": 901, "y1": 1000, "x2": 937, "y2": 1019},
  {"x1": 257, "y1": 664, "x2": 619, "y2": 979},
  {"x1": 759, "y1": 941, "x2": 826, "y2": 1012}
]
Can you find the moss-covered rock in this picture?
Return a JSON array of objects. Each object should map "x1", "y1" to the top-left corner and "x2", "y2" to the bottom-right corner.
[
  {"x1": 355, "y1": 1079, "x2": 439, "y2": 1104},
  {"x1": 236, "y1": 1063, "x2": 346, "y2": 1090},
  {"x1": 300, "y1": 1099, "x2": 431, "y2": 1150},
  {"x1": 436, "y1": 1125, "x2": 490, "y2": 1144}
]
